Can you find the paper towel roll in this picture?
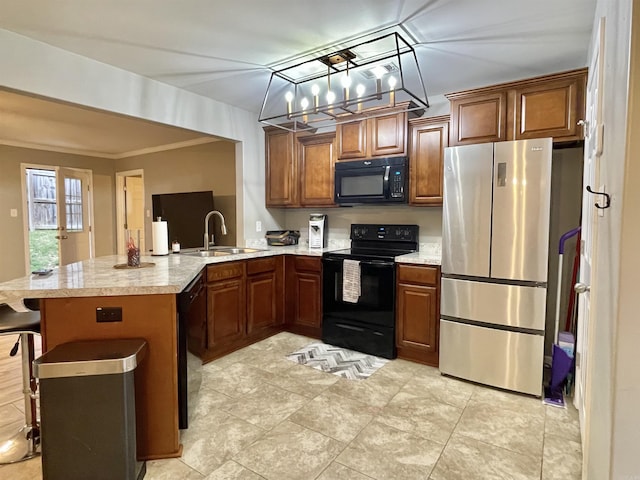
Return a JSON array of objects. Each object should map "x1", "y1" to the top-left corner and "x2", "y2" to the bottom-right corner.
[{"x1": 152, "y1": 220, "x2": 169, "y2": 255}]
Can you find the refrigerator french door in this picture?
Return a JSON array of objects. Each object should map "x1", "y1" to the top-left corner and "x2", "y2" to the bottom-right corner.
[{"x1": 439, "y1": 138, "x2": 552, "y2": 396}]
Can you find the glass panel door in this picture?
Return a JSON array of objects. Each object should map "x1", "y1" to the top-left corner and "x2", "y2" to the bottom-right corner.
[{"x1": 56, "y1": 168, "x2": 92, "y2": 266}]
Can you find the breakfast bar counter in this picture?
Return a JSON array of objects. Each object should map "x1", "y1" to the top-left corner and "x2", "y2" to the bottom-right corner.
[{"x1": 0, "y1": 245, "x2": 442, "y2": 460}]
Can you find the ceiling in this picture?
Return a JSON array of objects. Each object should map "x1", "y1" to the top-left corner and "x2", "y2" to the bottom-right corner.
[
  {"x1": 0, "y1": 0, "x2": 596, "y2": 154},
  {"x1": 0, "y1": 89, "x2": 218, "y2": 158}
]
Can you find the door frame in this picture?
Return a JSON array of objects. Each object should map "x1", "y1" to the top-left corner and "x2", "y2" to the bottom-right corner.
[
  {"x1": 115, "y1": 169, "x2": 145, "y2": 255},
  {"x1": 575, "y1": 15, "x2": 606, "y2": 462},
  {"x1": 20, "y1": 163, "x2": 96, "y2": 274}
]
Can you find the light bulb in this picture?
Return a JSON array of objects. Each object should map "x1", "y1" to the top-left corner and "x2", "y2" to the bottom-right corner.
[
  {"x1": 356, "y1": 84, "x2": 365, "y2": 97},
  {"x1": 341, "y1": 75, "x2": 352, "y2": 89},
  {"x1": 388, "y1": 76, "x2": 397, "y2": 89},
  {"x1": 311, "y1": 84, "x2": 320, "y2": 96},
  {"x1": 300, "y1": 97, "x2": 309, "y2": 110},
  {"x1": 370, "y1": 65, "x2": 387, "y2": 79},
  {"x1": 326, "y1": 90, "x2": 336, "y2": 104},
  {"x1": 285, "y1": 91, "x2": 294, "y2": 103}
]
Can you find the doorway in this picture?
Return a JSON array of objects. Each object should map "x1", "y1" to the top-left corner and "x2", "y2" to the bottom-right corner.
[
  {"x1": 115, "y1": 170, "x2": 146, "y2": 255},
  {"x1": 21, "y1": 164, "x2": 95, "y2": 272}
]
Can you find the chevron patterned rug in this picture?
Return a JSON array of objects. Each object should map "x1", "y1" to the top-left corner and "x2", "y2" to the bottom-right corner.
[{"x1": 286, "y1": 342, "x2": 389, "y2": 380}]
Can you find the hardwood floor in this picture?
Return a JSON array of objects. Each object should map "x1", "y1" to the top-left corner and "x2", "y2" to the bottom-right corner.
[{"x1": 0, "y1": 333, "x2": 41, "y2": 409}]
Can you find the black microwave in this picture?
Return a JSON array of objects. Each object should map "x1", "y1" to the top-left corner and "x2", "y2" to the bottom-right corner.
[{"x1": 334, "y1": 156, "x2": 408, "y2": 205}]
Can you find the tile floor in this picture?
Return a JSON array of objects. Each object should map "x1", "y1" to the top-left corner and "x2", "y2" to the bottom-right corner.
[{"x1": 0, "y1": 332, "x2": 582, "y2": 480}]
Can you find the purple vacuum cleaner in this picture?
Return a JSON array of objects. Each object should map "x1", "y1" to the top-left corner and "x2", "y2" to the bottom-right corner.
[{"x1": 543, "y1": 226, "x2": 580, "y2": 407}]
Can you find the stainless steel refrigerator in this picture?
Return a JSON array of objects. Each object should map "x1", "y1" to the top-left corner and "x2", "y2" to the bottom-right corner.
[{"x1": 439, "y1": 138, "x2": 552, "y2": 396}]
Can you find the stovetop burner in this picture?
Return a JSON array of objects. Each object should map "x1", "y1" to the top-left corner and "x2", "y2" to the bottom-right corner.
[{"x1": 323, "y1": 224, "x2": 419, "y2": 261}]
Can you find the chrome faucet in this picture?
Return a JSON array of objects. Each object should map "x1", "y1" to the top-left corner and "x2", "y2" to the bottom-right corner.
[{"x1": 203, "y1": 210, "x2": 228, "y2": 250}]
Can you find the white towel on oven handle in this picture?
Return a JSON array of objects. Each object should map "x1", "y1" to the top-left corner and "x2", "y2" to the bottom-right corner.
[{"x1": 342, "y1": 259, "x2": 361, "y2": 303}]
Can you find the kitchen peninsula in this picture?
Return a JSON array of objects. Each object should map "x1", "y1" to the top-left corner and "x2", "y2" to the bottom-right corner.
[{"x1": 0, "y1": 246, "x2": 440, "y2": 460}]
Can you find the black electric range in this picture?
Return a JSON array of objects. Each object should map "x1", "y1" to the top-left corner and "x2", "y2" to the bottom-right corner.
[{"x1": 322, "y1": 224, "x2": 419, "y2": 359}]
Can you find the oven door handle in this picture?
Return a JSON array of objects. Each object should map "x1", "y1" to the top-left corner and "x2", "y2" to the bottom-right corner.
[
  {"x1": 323, "y1": 258, "x2": 395, "y2": 268},
  {"x1": 322, "y1": 257, "x2": 344, "y2": 263},
  {"x1": 336, "y1": 323, "x2": 366, "y2": 332},
  {"x1": 361, "y1": 260, "x2": 395, "y2": 268}
]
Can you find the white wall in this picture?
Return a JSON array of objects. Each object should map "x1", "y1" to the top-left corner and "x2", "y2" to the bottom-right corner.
[
  {"x1": 0, "y1": 28, "x2": 286, "y2": 250},
  {"x1": 585, "y1": 0, "x2": 638, "y2": 478}
]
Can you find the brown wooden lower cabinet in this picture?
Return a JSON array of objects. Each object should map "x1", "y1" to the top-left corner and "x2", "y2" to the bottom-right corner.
[
  {"x1": 246, "y1": 257, "x2": 284, "y2": 334},
  {"x1": 200, "y1": 257, "x2": 284, "y2": 363},
  {"x1": 207, "y1": 275, "x2": 245, "y2": 350},
  {"x1": 285, "y1": 255, "x2": 322, "y2": 338},
  {"x1": 396, "y1": 263, "x2": 441, "y2": 367}
]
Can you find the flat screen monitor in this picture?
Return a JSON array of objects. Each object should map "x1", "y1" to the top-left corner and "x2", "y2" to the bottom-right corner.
[{"x1": 152, "y1": 191, "x2": 214, "y2": 249}]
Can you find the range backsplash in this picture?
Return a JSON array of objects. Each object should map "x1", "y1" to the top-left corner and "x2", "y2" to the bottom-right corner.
[{"x1": 282, "y1": 206, "x2": 442, "y2": 247}]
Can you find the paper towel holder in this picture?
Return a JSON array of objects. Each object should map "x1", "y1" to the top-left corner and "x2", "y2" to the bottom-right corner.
[{"x1": 151, "y1": 217, "x2": 170, "y2": 256}]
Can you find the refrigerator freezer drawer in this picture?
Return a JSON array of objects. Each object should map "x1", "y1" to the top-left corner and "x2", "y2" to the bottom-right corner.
[
  {"x1": 439, "y1": 319, "x2": 544, "y2": 396},
  {"x1": 441, "y1": 278, "x2": 546, "y2": 330}
]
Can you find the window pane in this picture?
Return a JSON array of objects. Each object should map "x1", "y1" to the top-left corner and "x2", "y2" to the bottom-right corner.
[{"x1": 64, "y1": 177, "x2": 83, "y2": 231}]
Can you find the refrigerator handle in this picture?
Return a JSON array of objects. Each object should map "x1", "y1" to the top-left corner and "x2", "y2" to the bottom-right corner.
[{"x1": 497, "y1": 162, "x2": 507, "y2": 187}]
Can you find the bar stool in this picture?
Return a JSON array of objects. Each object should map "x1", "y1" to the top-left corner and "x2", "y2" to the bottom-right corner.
[{"x1": 0, "y1": 300, "x2": 41, "y2": 464}]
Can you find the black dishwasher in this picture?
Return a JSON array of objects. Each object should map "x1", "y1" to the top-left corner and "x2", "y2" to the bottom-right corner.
[{"x1": 177, "y1": 269, "x2": 206, "y2": 429}]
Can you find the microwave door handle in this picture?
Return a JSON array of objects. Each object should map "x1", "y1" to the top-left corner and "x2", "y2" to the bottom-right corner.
[{"x1": 383, "y1": 165, "x2": 391, "y2": 196}]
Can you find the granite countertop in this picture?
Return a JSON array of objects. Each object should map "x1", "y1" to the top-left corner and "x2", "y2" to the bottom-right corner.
[
  {"x1": 0, "y1": 244, "x2": 441, "y2": 303},
  {"x1": 395, "y1": 242, "x2": 442, "y2": 266},
  {"x1": 395, "y1": 251, "x2": 442, "y2": 266}
]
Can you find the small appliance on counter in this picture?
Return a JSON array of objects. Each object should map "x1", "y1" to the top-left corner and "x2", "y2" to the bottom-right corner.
[
  {"x1": 309, "y1": 214, "x2": 328, "y2": 249},
  {"x1": 265, "y1": 230, "x2": 300, "y2": 246}
]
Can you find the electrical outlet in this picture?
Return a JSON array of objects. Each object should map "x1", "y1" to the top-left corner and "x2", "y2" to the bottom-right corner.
[
  {"x1": 146, "y1": 209, "x2": 151, "y2": 218},
  {"x1": 10, "y1": 208, "x2": 18, "y2": 217},
  {"x1": 256, "y1": 220, "x2": 262, "y2": 232},
  {"x1": 96, "y1": 306, "x2": 123, "y2": 323}
]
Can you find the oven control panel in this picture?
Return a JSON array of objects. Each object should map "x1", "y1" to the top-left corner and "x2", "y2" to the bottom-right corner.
[{"x1": 351, "y1": 224, "x2": 419, "y2": 242}]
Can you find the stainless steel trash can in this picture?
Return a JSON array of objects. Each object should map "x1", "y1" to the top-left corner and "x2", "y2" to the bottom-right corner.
[{"x1": 34, "y1": 338, "x2": 147, "y2": 480}]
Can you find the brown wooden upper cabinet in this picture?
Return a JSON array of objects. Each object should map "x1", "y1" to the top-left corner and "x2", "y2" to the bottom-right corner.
[
  {"x1": 448, "y1": 91, "x2": 507, "y2": 146},
  {"x1": 298, "y1": 133, "x2": 336, "y2": 206},
  {"x1": 446, "y1": 68, "x2": 586, "y2": 146},
  {"x1": 409, "y1": 116, "x2": 449, "y2": 206},
  {"x1": 513, "y1": 76, "x2": 584, "y2": 141},
  {"x1": 337, "y1": 108, "x2": 408, "y2": 160},
  {"x1": 264, "y1": 127, "x2": 297, "y2": 206},
  {"x1": 265, "y1": 127, "x2": 336, "y2": 208}
]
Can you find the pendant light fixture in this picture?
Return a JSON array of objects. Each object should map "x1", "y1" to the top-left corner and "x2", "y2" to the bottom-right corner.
[{"x1": 259, "y1": 31, "x2": 429, "y2": 132}]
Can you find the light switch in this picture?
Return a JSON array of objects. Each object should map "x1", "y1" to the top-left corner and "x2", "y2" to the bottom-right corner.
[
  {"x1": 256, "y1": 221, "x2": 262, "y2": 232},
  {"x1": 146, "y1": 209, "x2": 151, "y2": 218},
  {"x1": 10, "y1": 208, "x2": 18, "y2": 217}
]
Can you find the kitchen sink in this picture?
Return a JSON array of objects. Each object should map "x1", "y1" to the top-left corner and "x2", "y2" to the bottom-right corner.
[
  {"x1": 216, "y1": 247, "x2": 264, "y2": 254},
  {"x1": 183, "y1": 250, "x2": 231, "y2": 257},
  {"x1": 182, "y1": 247, "x2": 266, "y2": 257}
]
